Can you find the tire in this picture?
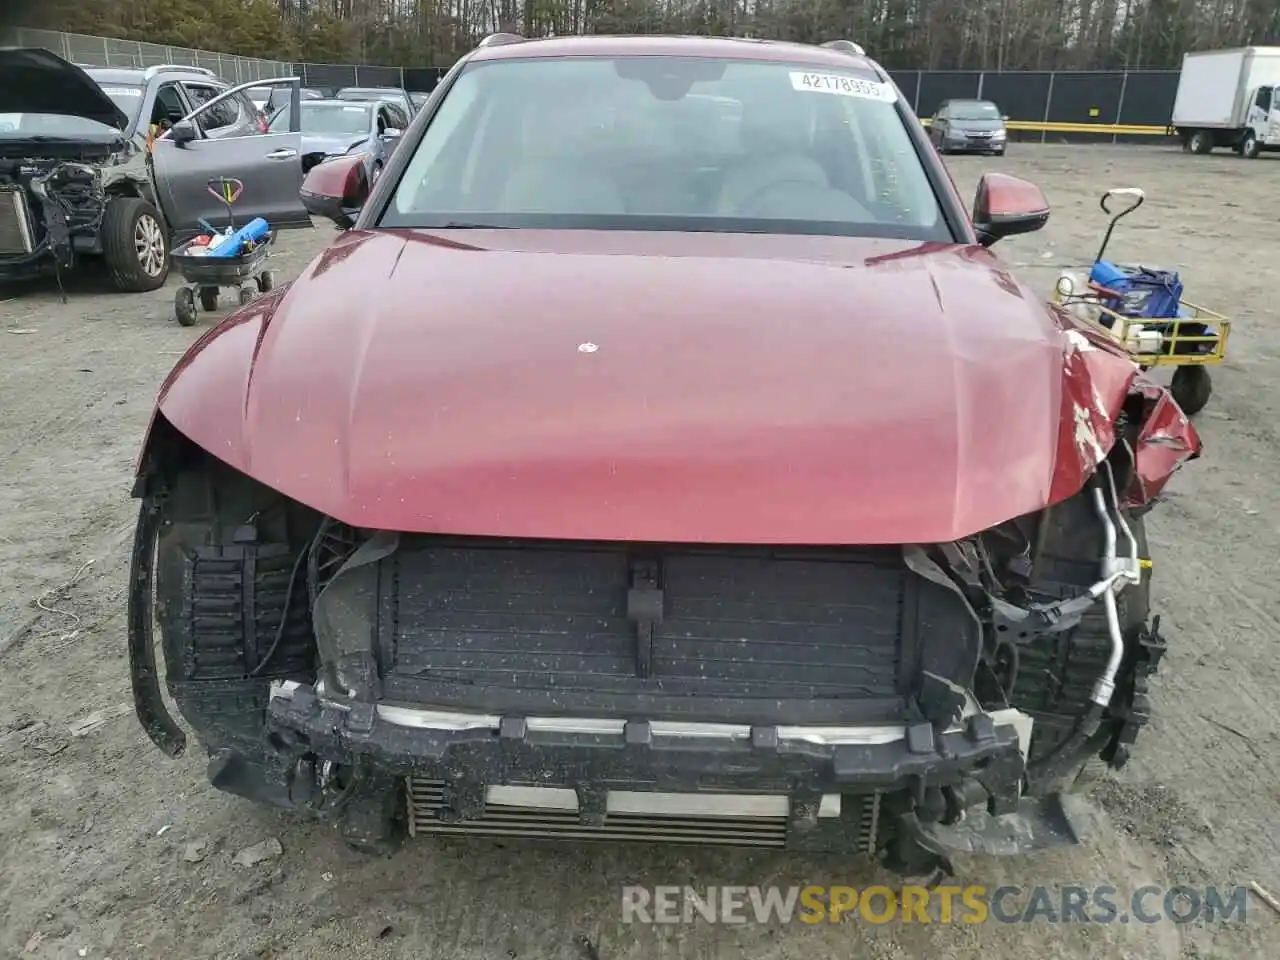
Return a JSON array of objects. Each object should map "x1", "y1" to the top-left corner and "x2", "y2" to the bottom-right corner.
[
  {"x1": 256, "y1": 270, "x2": 275, "y2": 293},
  {"x1": 238, "y1": 284, "x2": 255, "y2": 307},
  {"x1": 199, "y1": 286, "x2": 219, "y2": 312},
  {"x1": 102, "y1": 196, "x2": 170, "y2": 292},
  {"x1": 1188, "y1": 130, "x2": 1213, "y2": 154},
  {"x1": 1170, "y1": 365, "x2": 1212, "y2": 415},
  {"x1": 1241, "y1": 132, "x2": 1261, "y2": 159},
  {"x1": 174, "y1": 287, "x2": 198, "y2": 326}
]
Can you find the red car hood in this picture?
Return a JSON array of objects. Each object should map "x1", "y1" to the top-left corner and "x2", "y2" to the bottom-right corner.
[{"x1": 155, "y1": 228, "x2": 1146, "y2": 545}]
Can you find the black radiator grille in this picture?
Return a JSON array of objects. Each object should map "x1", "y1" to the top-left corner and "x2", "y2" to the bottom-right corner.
[
  {"x1": 380, "y1": 539, "x2": 904, "y2": 702},
  {"x1": 0, "y1": 187, "x2": 35, "y2": 256}
]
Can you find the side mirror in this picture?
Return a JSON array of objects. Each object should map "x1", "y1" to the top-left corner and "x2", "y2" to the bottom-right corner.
[
  {"x1": 972, "y1": 172, "x2": 1049, "y2": 247},
  {"x1": 169, "y1": 119, "x2": 197, "y2": 147},
  {"x1": 382, "y1": 127, "x2": 402, "y2": 139},
  {"x1": 1001, "y1": 115, "x2": 1010, "y2": 122},
  {"x1": 300, "y1": 153, "x2": 369, "y2": 230}
]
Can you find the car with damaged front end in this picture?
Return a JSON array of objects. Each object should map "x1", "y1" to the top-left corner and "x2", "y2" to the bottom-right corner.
[
  {"x1": 0, "y1": 48, "x2": 171, "y2": 291},
  {"x1": 128, "y1": 34, "x2": 1201, "y2": 878}
]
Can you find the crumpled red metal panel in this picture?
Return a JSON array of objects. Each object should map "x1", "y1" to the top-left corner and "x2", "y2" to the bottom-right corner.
[
  {"x1": 1049, "y1": 325, "x2": 1134, "y2": 504},
  {"x1": 1124, "y1": 373, "x2": 1203, "y2": 506},
  {"x1": 1047, "y1": 306, "x2": 1202, "y2": 509}
]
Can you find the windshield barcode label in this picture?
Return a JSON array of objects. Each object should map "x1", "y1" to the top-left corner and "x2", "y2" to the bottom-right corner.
[{"x1": 789, "y1": 72, "x2": 897, "y2": 103}]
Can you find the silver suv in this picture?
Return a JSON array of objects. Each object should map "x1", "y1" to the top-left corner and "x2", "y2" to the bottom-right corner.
[{"x1": 84, "y1": 63, "x2": 265, "y2": 141}]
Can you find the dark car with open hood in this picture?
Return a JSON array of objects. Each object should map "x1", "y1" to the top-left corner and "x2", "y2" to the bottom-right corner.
[
  {"x1": 129, "y1": 33, "x2": 1202, "y2": 879},
  {"x1": 0, "y1": 47, "x2": 172, "y2": 290}
]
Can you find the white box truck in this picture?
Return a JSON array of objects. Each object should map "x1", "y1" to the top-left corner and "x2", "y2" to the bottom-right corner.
[{"x1": 1171, "y1": 46, "x2": 1280, "y2": 157}]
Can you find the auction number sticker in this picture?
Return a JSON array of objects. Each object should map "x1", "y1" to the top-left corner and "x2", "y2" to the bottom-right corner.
[{"x1": 789, "y1": 72, "x2": 897, "y2": 103}]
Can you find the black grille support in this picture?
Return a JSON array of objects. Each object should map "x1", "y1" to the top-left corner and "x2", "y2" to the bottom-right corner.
[{"x1": 627, "y1": 557, "x2": 663, "y2": 679}]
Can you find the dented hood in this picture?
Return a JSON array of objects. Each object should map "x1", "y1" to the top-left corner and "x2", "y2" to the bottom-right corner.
[
  {"x1": 154, "y1": 229, "x2": 1158, "y2": 545},
  {"x1": 0, "y1": 48, "x2": 129, "y2": 130}
]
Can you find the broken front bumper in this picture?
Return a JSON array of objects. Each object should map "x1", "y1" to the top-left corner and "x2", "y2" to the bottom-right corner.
[{"x1": 260, "y1": 681, "x2": 1083, "y2": 857}]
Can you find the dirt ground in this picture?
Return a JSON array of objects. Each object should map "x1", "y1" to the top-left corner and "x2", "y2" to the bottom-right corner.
[{"x1": 1, "y1": 143, "x2": 1278, "y2": 960}]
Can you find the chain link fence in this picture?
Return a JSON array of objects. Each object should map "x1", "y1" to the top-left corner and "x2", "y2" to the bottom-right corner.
[
  {"x1": 1, "y1": 26, "x2": 294, "y2": 84},
  {"x1": 891, "y1": 69, "x2": 1178, "y2": 128}
]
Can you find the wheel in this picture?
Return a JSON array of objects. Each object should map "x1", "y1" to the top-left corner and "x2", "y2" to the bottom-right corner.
[
  {"x1": 1170, "y1": 365, "x2": 1212, "y2": 415},
  {"x1": 174, "y1": 287, "x2": 198, "y2": 326},
  {"x1": 1241, "y1": 132, "x2": 1261, "y2": 159},
  {"x1": 256, "y1": 270, "x2": 275, "y2": 293},
  {"x1": 199, "y1": 286, "x2": 219, "y2": 312},
  {"x1": 1188, "y1": 130, "x2": 1213, "y2": 154},
  {"x1": 238, "y1": 284, "x2": 256, "y2": 306},
  {"x1": 102, "y1": 196, "x2": 170, "y2": 292}
]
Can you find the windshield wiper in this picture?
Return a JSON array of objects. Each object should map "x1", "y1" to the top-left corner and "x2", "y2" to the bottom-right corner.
[{"x1": 434, "y1": 221, "x2": 515, "y2": 229}]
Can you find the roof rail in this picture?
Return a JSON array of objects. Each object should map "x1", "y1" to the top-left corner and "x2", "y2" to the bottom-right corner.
[
  {"x1": 143, "y1": 63, "x2": 217, "y2": 80},
  {"x1": 820, "y1": 39, "x2": 867, "y2": 57},
  {"x1": 478, "y1": 32, "x2": 525, "y2": 48}
]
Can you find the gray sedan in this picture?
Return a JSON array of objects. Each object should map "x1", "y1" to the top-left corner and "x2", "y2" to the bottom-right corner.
[{"x1": 270, "y1": 98, "x2": 405, "y2": 184}]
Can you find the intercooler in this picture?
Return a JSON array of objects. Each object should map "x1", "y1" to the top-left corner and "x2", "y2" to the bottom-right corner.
[
  {"x1": 0, "y1": 185, "x2": 36, "y2": 255},
  {"x1": 406, "y1": 777, "x2": 882, "y2": 850}
]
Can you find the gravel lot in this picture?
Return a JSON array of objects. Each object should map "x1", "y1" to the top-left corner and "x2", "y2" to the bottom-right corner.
[{"x1": 1, "y1": 144, "x2": 1277, "y2": 960}]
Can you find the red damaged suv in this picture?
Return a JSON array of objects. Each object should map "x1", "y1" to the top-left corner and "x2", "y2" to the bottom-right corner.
[{"x1": 129, "y1": 34, "x2": 1200, "y2": 876}]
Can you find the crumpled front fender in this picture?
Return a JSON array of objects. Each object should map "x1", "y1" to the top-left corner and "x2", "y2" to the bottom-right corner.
[
  {"x1": 1047, "y1": 308, "x2": 1201, "y2": 509},
  {"x1": 1124, "y1": 373, "x2": 1202, "y2": 506}
]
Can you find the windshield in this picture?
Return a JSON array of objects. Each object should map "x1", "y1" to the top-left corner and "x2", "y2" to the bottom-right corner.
[
  {"x1": 950, "y1": 101, "x2": 1001, "y2": 121},
  {"x1": 95, "y1": 83, "x2": 143, "y2": 123},
  {"x1": 247, "y1": 87, "x2": 271, "y2": 104},
  {"x1": 283, "y1": 102, "x2": 372, "y2": 135},
  {"x1": 384, "y1": 56, "x2": 946, "y2": 240}
]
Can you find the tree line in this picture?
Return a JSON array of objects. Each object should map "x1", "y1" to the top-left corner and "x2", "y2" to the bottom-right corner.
[{"x1": 12, "y1": 0, "x2": 1280, "y2": 71}]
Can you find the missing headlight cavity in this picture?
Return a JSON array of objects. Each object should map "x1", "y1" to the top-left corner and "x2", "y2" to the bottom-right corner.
[{"x1": 0, "y1": 159, "x2": 105, "y2": 266}]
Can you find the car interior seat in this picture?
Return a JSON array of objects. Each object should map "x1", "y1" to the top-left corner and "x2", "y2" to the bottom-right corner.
[
  {"x1": 499, "y1": 97, "x2": 625, "y2": 214},
  {"x1": 712, "y1": 92, "x2": 831, "y2": 217}
]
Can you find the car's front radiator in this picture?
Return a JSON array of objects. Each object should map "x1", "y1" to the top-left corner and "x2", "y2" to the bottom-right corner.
[
  {"x1": 377, "y1": 536, "x2": 907, "y2": 707},
  {"x1": 0, "y1": 186, "x2": 35, "y2": 255}
]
